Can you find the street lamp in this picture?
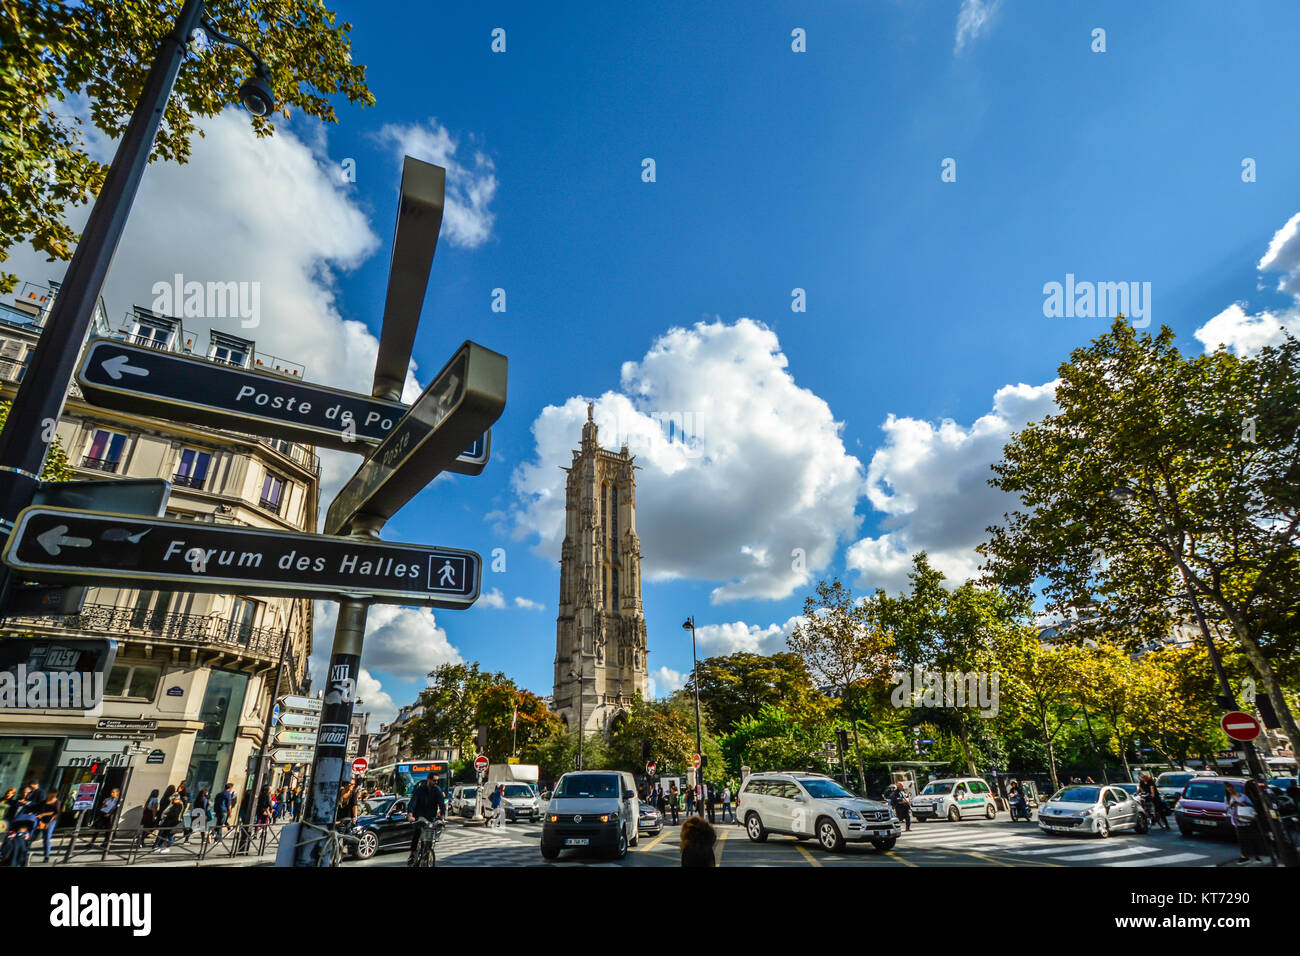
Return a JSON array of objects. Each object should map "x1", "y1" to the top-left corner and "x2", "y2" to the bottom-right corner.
[
  {"x1": 0, "y1": 0, "x2": 275, "y2": 601},
  {"x1": 567, "y1": 666, "x2": 584, "y2": 771},
  {"x1": 1109, "y1": 481, "x2": 1296, "y2": 866},
  {"x1": 199, "y1": 20, "x2": 277, "y2": 117},
  {"x1": 682, "y1": 616, "x2": 704, "y2": 816}
]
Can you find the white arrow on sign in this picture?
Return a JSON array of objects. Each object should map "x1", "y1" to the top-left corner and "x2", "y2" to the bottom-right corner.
[
  {"x1": 278, "y1": 712, "x2": 319, "y2": 729},
  {"x1": 36, "y1": 525, "x2": 92, "y2": 556},
  {"x1": 270, "y1": 748, "x2": 316, "y2": 763},
  {"x1": 101, "y1": 355, "x2": 150, "y2": 381},
  {"x1": 278, "y1": 695, "x2": 323, "y2": 712}
]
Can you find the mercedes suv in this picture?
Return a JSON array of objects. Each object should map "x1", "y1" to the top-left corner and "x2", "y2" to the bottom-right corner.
[{"x1": 737, "y1": 772, "x2": 901, "y2": 852}]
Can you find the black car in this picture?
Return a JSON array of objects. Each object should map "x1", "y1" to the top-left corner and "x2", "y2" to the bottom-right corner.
[
  {"x1": 349, "y1": 796, "x2": 415, "y2": 860},
  {"x1": 638, "y1": 801, "x2": 664, "y2": 835}
]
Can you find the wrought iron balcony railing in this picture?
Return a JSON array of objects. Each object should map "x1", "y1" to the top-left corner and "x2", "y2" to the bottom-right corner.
[
  {"x1": 81, "y1": 456, "x2": 121, "y2": 473},
  {"x1": 172, "y1": 472, "x2": 207, "y2": 490},
  {"x1": 0, "y1": 602, "x2": 286, "y2": 659}
]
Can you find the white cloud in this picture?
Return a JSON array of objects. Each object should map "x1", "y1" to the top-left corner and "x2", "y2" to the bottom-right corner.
[
  {"x1": 514, "y1": 596, "x2": 545, "y2": 611},
  {"x1": 479, "y1": 588, "x2": 507, "y2": 609},
  {"x1": 846, "y1": 380, "x2": 1059, "y2": 594},
  {"x1": 648, "y1": 666, "x2": 685, "y2": 698},
  {"x1": 356, "y1": 669, "x2": 397, "y2": 729},
  {"x1": 310, "y1": 602, "x2": 462, "y2": 690},
  {"x1": 955, "y1": 0, "x2": 1002, "y2": 54},
  {"x1": 375, "y1": 119, "x2": 498, "y2": 249},
  {"x1": 693, "y1": 615, "x2": 804, "y2": 657},
  {"x1": 1194, "y1": 212, "x2": 1300, "y2": 355},
  {"x1": 508, "y1": 319, "x2": 865, "y2": 603}
]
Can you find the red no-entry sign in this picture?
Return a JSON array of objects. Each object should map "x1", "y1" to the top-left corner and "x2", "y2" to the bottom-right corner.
[
  {"x1": 474, "y1": 754, "x2": 489, "y2": 774},
  {"x1": 352, "y1": 757, "x2": 368, "y2": 776},
  {"x1": 692, "y1": 753, "x2": 702, "y2": 770},
  {"x1": 646, "y1": 761, "x2": 656, "y2": 775},
  {"x1": 1221, "y1": 711, "x2": 1262, "y2": 742}
]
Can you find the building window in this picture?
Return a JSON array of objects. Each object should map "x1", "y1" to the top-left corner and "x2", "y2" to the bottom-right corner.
[
  {"x1": 83, "y1": 429, "x2": 127, "y2": 473},
  {"x1": 225, "y1": 598, "x2": 259, "y2": 645},
  {"x1": 104, "y1": 663, "x2": 162, "y2": 700},
  {"x1": 610, "y1": 484, "x2": 618, "y2": 554},
  {"x1": 209, "y1": 343, "x2": 248, "y2": 367},
  {"x1": 0, "y1": 338, "x2": 27, "y2": 382},
  {"x1": 611, "y1": 567, "x2": 620, "y2": 612},
  {"x1": 130, "y1": 318, "x2": 174, "y2": 350},
  {"x1": 259, "y1": 473, "x2": 285, "y2": 514},
  {"x1": 186, "y1": 670, "x2": 249, "y2": 798},
  {"x1": 174, "y1": 448, "x2": 212, "y2": 490}
]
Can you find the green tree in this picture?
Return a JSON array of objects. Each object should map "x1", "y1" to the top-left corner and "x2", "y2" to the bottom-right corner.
[
  {"x1": 0, "y1": 401, "x2": 74, "y2": 480},
  {"x1": 532, "y1": 731, "x2": 608, "y2": 783},
  {"x1": 720, "y1": 703, "x2": 835, "y2": 776},
  {"x1": 996, "y1": 628, "x2": 1079, "y2": 791},
  {"x1": 402, "y1": 662, "x2": 506, "y2": 758},
  {"x1": 693, "y1": 651, "x2": 832, "y2": 735},
  {"x1": 1, "y1": 0, "x2": 373, "y2": 291},
  {"x1": 982, "y1": 320, "x2": 1300, "y2": 753},
  {"x1": 475, "y1": 684, "x2": 563, "y2": 764},
  {"x1": 788, "y1": 577, "x2": 897, "y2": 791}
]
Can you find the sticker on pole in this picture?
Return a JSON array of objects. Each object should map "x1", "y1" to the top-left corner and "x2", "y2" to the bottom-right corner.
[{"x1": 1221, "y1": 711, "x2": 1261, "y2": 742}]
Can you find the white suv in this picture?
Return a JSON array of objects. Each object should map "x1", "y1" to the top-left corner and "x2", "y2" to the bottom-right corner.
[{"x1": 737, "y1": 772, "x2": 902, "y2": 852}]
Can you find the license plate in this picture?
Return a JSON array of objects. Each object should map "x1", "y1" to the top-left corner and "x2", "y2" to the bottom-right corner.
[
  {"x1": 870, "y1": 829, "x2": 890, "y2": 837},
  {"x1": 564, "y1": 838, "x2": 589, "y2": 846},
  {"x1": 1194, "y1": 820, "x2": 1217, "y2": 827}
]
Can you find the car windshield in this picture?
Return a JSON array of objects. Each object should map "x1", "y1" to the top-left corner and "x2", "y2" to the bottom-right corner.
[
  {"x1": 463, "y1": 788, "x2": 476, "y2": 797},
  {"x1": 1184, "y1": 781, "x2": 1230, "y2": 802},
  {"x1": 921, "y1": 782, "x2": 954, "y2": 795},
  {"x1": 1116, "y1": 784, "x2": 1137, "y2": 792},
  {"x1": 554, "y1": 774, "x2": 619, "y2": 798},
  {"x1": 798, "y1": 778, "x2": 856, "y2": 799},
  {"x1": 364, "y1": 797, "x2": 395, "y2": 815},
  {"x1": 504, "y1": 785, "x2": 533, "y2": 798},
  {"x1": 1052, "y1": 787, "x2": 1101, "y2": 803},
  {"x1": 1268, "y1": 778, "x2": 1297, "y2": 790},
  {"x1": 1156, "y1": 773, "x2": 1195, "y2": 789}
]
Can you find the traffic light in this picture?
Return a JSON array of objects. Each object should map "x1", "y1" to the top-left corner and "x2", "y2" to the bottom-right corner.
[
  {"x1": 835, "y1": 728, "x2": 849, "y2": 753},
  {"x1": 700, "y1": 754, "x2": 707, "y2": 770},
  {"x1": 1258, "y1": 693, "x2": 1282, "y2": 730},
  {"x1": 640, "y1": 739, "x2": 651, "y2": 762}
]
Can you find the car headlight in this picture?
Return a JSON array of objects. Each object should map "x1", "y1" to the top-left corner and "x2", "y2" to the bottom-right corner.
[
  {"x1": 599, "y1": 812, "x2": 619, "y2": 823},
  {"x1": 836, "y1": 808, "x2": 861, "y2": 820},
  {"x1": 548, "y1": 814, "x2": 559, "y2": 823}
]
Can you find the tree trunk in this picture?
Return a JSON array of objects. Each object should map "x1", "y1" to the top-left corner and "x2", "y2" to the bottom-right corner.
[
  {"x1": 957, "y1": 717, "x2": 977, "y2": 777},
  {"x1": 1233, "y1": 624, "x2": 1300, "y2": 759},
  {"x1": 1080, "y1": 703, "x2": 1109, "y2": 784},
  {"x1": 1042, "y1": 713, "x2": 1059, "y2": 792},
  {"x1": 849, "y1": 720, "x2": 866, "y2": 794}
]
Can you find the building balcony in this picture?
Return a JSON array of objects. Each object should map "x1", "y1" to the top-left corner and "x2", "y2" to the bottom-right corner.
[
  {"x1": 81, "y1": 456, "x2": 121, "y2": 473},
  {"x1": 258, "y1": 495, "x2": 282, "y2": 515},
  {"x1": 172, "y1": 472, "x2": 207, "y2": 490},
  {"x1": 0, "y1": 601, "x2": 287, "y2": 664}
]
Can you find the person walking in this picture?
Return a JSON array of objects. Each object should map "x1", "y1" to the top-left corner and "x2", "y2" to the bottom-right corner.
[
  {"x1": 154, "y1": 792, "x2": 184, "y2": 852},
  {"x1": 212, "y1": 783, "x2": 235, "y2": 843},
  {"x1": 679, "y1": 816, "x2": 717, "y2": 866},
  {"x1": 489, "y1": 784, "x2": 506, "y2": 830},
  {"x1": 187, "y1": 788, "x2": 210, "y2": 843},
  {"x1": 85, "y1": 787, "x2": 121, "y2": 850},
  {"x1": 685, "y1": 785, "x2": 695, "y2": 817},
  {"x1": 35, "y1": 789, "x2": 61, "y2": 863},
  {"x1": 335, "y1": 780, "x2": 359, "y2": 835},
  {"x1": 1226, "y1": 782, "x2": 1266, "y2": 864},
  {"x1": 656, "y1": 786, "x2": 666, "y2": 816},
  {"x1": 669, "y1": 784, "x2": 680, "y2": 825},
  {"x1": 888, "y1": 783, "x2": 913, "y2": 832},
  {"x1": 720, "y1": 785, "x2": 732, "y2": 823},
  {"x1": 256, "y1": 786, "x2": 272, "y2": 829},
  {"x1": 139, "y1": 789, "x2": 160, "y2": 846}
]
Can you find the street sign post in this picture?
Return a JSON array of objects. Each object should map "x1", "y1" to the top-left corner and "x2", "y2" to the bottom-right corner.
[
  {"x1": 324, "y1": 341, "x2": 507, "y2": 536},
  {"x1": 278, "y1": 713, "x2": 320, "y2": 730},
  {"x1": 275, "y1": 730, "x2": 317, "y2": 746},
  {"x1": 692, "y1": 753, "x2": 702, "y2": 770},
  {"x1": 646, "y1": 761, "x2": 656, "y2": 776},
  {"x1": 3, "y1": 506, "x2": 481, "y2": 607},
  {"x1": 352, "y1": 757, "x2": 369, "y2": 776},
  {"x1": 1221, "y1": 711, "x2": 1262, "y2": 742},
  {"x1": 279, "y1": 695, "x2": 322, "y2": 712},
  {"x1": 473, "y1": 754, "x2": 489, "y2": 776},
  {"x1": 270, "y1": 748, "x2": 315, "y2": 764}
]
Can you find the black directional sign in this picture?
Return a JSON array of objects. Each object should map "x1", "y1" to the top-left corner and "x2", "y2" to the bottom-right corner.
[
  {"x1": 325, "y1": 341, "x2": 507, "y2": 536},
  {"x1": 75, "y1": 337, "x2": 490, "y2": 470},
  {"x1": 2, "y1": 507, "x2": 481, "y2": 608}
]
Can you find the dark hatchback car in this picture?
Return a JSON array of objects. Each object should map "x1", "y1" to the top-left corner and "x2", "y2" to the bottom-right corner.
[
  {"x1": 638, "y1": 801, "x2": 664, "y2": 835},
  {"x1": 349, "y1": 796, "x2": 415, "y2": 860}
]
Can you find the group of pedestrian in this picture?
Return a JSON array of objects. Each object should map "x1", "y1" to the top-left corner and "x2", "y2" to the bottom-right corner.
[
  {"x1": 1, "y1": 781, "x2": 63, "y2": 865},
  {"x1": 645, "y1": 782, "x2": 735, "y2": 825},
  {"x1": 1226, "y1": 779, "x2": 1275, "y2": 865},
  {"x1": 886, "y1": 783, "x2": 913, "y2": 830}
]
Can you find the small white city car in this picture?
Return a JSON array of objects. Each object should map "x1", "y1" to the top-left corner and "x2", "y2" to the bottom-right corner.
[
  {"x1": 1039, "y1": 783, "x2": 1149, "y2": 838},
  {"x1": 911, "y1": 777, "x2": 997, "y2": 822},
  {"x1": 737, "y1": 772, "x2": 901, "y2": 852}
]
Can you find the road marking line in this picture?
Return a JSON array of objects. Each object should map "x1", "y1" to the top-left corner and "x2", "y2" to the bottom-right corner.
[
  {"x1": 957, "y1": 849, "x2": 1015, "y2": 867},
  {"x1": 794, "y1": 844, "x2": 823, "y2": 867},
  {"x1": 715, "y1": 827, "x2": 729, "y2": 866},
  {"x1": 638, "y1": 830, "x2": 672, "y2": 853},
  {"x1": 1110, "y1": 852, "x2": 1209, "y2": 867},
  {"x1": 1046, "y1": 844, "x2": 1161, "y2": 861}
]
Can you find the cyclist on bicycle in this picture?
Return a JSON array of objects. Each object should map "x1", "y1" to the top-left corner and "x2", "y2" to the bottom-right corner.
[
  {"x1": 1137, "y1": 772, "x2": 1168, "y2": 829},
  {"x1": 406, "y1": 775, "x2": 446, "y2": 865}
]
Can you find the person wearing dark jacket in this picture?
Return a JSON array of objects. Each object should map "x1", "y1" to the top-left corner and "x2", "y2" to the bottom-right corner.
[
  {"x1": 405, "y1": 777, "x2": 445, "y2": 864},
  {"x1": 679, "y1": 816, "x2": 716, "y2": 866},
  {"x1": 212, "y1": 783, "x2": 235, "y2": 842},
  {"x1": 85, "y1": 788, "x2": 121, "y2": 849},
  {"x1": 154, "y1": 793, "x2": 184, "y2": 851}
]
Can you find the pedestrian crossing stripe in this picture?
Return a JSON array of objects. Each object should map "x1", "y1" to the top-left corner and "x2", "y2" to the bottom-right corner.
[{"x1": 1110, "y1": 853, "x2": 1206, "y2": 866}]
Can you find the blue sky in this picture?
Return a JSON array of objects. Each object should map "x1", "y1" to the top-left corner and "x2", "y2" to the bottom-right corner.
[{"x1": 27, "y1": 0, "x2": 1300, "y2": 726}]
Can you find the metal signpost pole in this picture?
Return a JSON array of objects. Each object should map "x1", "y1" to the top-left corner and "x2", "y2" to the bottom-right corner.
[{"x1": 250, "y1": 601, "x2": 296, "y2": 826}]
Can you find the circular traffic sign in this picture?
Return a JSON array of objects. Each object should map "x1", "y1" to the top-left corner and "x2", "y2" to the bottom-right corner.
[
  {"x1": 692, "y1": 752, "x2": 702, "y2": 770},
  {"x1": 646, "y1": 761, "x2": 656, "y2": 775},
  {"x1": 474, "y1": 754, "x2": 489, "y2": 773},
  {"x1": 1221, "y1": 711, "x2": 1261, "y2": 742},
  {"x1": 352, "y1": 757, "x2": 368, "y2": 776}
]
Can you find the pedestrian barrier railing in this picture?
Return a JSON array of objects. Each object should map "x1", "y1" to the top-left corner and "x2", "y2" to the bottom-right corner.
[{"x1": 34, "y1": 820, "x2": 298, "y2": 867}]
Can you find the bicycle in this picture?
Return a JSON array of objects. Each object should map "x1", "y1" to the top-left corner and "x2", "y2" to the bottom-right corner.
[
  {"x1": 410, "y1": 817, "x2": 444, "y2": 867},
  {"x1": 294, "y1": 820, "x2": 361, "y2": 867}
]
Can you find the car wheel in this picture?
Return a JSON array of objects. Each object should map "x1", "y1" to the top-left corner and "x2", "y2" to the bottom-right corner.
[
  {"x1": 817, "y1": 817, "x2": 846, "y2": 853},
  {"x1": 1135, "y1": 813, "x2": 1149, "y2": 835},
  {"x1": 355, "y1": 830, "x2": 378, "y2": 860},
  {"x1": 540, "y1": 843, "x2": 560, "y2": 860},
  {"x1": 1097, "y1": 817, "x2": 1110, "y2": 839},
  {"x1": 1178, "y1": 823, "x2": 1194, "y2": 838},
  {"x1": 870, "y1": 838, "x2": 897, "y2": 851},
  {"x1": 610, "y1": 826, "x2": 628, "y2": 860},
  {"x1": 745, "y1": 812, "x2": 768, "y2": 843},
  {"x1": 947, "y1": 805, "x2": 960, "y2": 822},
  {"x1": 630, "y1": 829, "x2": 639, "y2": 847},
  {"x1": 985, "y1": 802, "x2": 996, "y2": 820}
]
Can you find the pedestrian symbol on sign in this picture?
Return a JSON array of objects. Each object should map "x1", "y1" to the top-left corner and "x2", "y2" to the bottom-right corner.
[{"x1": 438, "y1": 560, "x2": 457, "y2": 587}]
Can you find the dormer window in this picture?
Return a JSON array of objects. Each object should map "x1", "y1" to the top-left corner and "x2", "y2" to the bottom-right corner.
[
  {"x1": 130, "y1": 312, "x2": 175, "y2": 350},
  {"x1": 209, "y1": 331, "x2": 253, "y2": 368}
]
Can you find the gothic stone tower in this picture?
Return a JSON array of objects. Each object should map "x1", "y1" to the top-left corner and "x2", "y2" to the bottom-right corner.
[{"x1": 553, "y1": 404, "x2": 649, "y2": 734}]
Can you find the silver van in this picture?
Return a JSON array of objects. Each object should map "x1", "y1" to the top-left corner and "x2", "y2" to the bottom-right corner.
[{"x1": 541, "y1": 770, "x2": 639, "y2": 860}]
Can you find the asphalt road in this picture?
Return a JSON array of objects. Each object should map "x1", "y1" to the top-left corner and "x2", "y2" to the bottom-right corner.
[{"x1": 355, "y1": 812, "x2": 1250, "y2": 868}]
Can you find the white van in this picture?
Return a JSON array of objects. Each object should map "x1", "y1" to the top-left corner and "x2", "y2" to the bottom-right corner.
[
  {"x1": 541, "y1": 770, "x2": 639, "y2": 860},
  {"x1": 911, "y1": 777, "x2": 997, "y2": 821}
]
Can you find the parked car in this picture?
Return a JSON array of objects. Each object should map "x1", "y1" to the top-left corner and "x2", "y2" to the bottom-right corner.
[
  {"x1": 1175, "y1": 776, "x2": 1248, "y2": 838},
  {"x1": 638, "y1": 801, "x2": 664, "y2": 834},
  {"x1": 1155, "y1": 770, "x2": 1214, "y2": 808},
  {"x1": 911, "y1": 777, "x2": 997, "y2": 822},
  {"x1": 541, "y1": 770, "x2": 639, "y2": 860},
  {"x1": 449, "y1": 784, "x2": 479, "y2": 818},
  {"x1": 1039, "y1": 784, "x2": 1149, "y2": 838},
  {"x1": 348, "y1": 796, "x2": 414, "y2": 860},
  {"x1": 738, "y1": 771, "x2": 901, "y2": 852}
]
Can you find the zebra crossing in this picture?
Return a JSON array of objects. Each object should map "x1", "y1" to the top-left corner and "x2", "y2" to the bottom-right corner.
[{"x1": 893, "y1": 821, "x2": 1215, "y2": 866}]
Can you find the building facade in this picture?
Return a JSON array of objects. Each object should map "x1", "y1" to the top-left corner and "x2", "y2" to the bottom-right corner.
[
  {"x1": 0, "y1": 280, "x2": 317, "y2": 824},
  {"x1": 551, "y1": 404, "x2": 649, "y2": 734}
]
